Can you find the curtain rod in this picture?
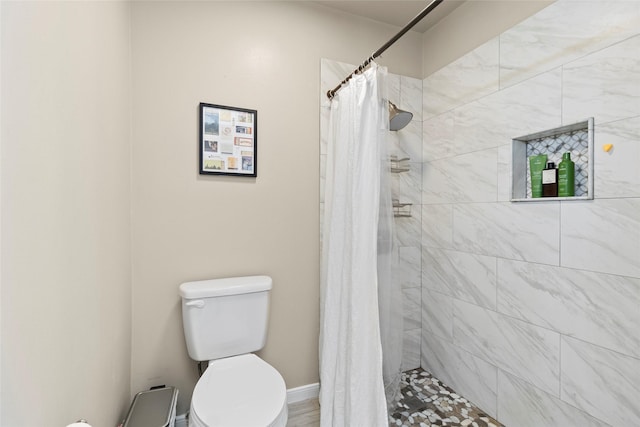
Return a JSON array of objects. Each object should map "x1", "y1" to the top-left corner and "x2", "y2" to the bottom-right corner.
[{"x1": 326, "y1": 0, "x2": 444, "y2": 100}]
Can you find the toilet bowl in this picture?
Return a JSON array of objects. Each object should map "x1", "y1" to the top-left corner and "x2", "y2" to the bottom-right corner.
[{"x1": 189, "y1": 354, "x2": 287, "y2": 427}]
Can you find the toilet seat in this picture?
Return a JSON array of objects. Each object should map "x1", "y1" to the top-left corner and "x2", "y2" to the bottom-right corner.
[{"x1": 190, "y1": 353, "x2": 288, "y2": 427}]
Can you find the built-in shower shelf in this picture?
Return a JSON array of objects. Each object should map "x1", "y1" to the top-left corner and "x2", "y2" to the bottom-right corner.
[
  {"x1": 393, "y1": 200, "x2": 412, "y2": 218},
  {"x1": 511, "y1": 118, "x2": 594, "y2": 202},
  {"x1": 390, "y1": 155, "x2": 410, "y2": 173}
]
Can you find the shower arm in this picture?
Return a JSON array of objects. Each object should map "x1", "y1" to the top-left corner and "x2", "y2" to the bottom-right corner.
[{"x1": 326, "y1": 0, "x2": 443, "y2": 100}]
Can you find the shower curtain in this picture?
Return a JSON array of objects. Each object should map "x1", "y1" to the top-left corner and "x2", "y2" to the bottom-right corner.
[{"x1": 320, "y1": 62, "x2": 402, "y2": 427}]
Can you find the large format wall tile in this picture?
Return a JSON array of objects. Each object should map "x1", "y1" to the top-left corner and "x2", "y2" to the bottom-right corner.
[
  {"x1": 421, "y1": 288, "x2": 453, "y2": 341},
  {"x1": 402, "y1": 328, "x2": 421, "y2": 371},
  {"x1": 498, "y1": 371, "x2": 611, "y2": 427},
  {"x1": 563, "y1": 34, "x2": 640, "y2": 125},
  {"x1": 423, "y1": 38, "x2": 499, "y2": 120},
  {"x1": 561, "y1": 199, "x2": 640, "y2": 278},
  {"x1": 401, "y1": 75, "x2": 423, "y2": 122},
  {"x1": 421, "y1": 331, "x2": 498, "y2": 418},
  {"x1": 452, "y1": 69, "x2": 561, "y2": 156},
  {"x1": 497, "y1": 143, "x2": 511, "y2": 202},
  {"x1": 403, "y1": 287, "x2": 421, "y2": 330},
  {"x1": 453, "y1": 300, "x2": 561, "y2": 395},
  {"x1": 320, "y1": 105, "x2": 329, "y2": 155},
  {"x1": 422, "y1": 148, "x2": 497, "y2": 204},
  {"x1": 399, "y1": 246, "x2": 421, "y2": 289},
  {"x1": 384, "y1": 74, "x2": 424, "y2": 162},
  {"x1": 387, "y1": 73, "x2": 401, "y2": 109},
  {"x1": 320, "y1": 154, "x2": 326, "y2": 203},
  {"x1": 500, "y1": 0, "x2": 640, "y2": 88},
  {"x1": 422, "y1": 247, "x2": 497, "y2": 310},
  {"x1": 423, "y1": 68, "x2": 561, "y2": 162},
  {"x1": 453, "y1": 202, "x2": 560, "y2": 265},
  {"x1": 561, "y1": 336, "x2": 640, "y2": 427},
  {"x1": 399, "y1": 120, "x2": 423, "y2": 163},
  {"x1": 396, "y1": 208, "x2": 422, "y2": 248},
  {"x1": 421, "y1": 204, "x2": 453, "y2": 250},
  {"x1": 423, "y1": 110, "x2": 455, "y2": 162},
  {"x1": 497, "y1": 259, "x2": 640, "y2": 358},
  {"x1": 594, "y1": 117, "x2": 640, "y2": 198}
]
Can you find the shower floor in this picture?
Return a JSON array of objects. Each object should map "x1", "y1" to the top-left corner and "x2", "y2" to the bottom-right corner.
[
  {"x1": 285, "y1": 368, "x2": 504, "y2": 426},
  {"x1": 389, "y1": 369, "x2": 504, "y2": 427}
]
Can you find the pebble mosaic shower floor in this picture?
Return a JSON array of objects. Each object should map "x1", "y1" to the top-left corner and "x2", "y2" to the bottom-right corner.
[{"x1": 389, "y1": 369, "x2": 504, "y2": 427}]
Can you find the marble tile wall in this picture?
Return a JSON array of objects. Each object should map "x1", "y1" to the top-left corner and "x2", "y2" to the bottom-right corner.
[
  {"x1": 561, "y1": 337, "x2": 640, "y2": 426},
  {"x1": 421, "y1": 331, "x2": 498, "y2": 417},
  {"x1": 499, "y1": 0, "x2": 640, "y2": 89},
  {"x1": 497, "y1": 371, "x2": 611, "y2": 427},
  {"x1": 423, "y1": 38, "x2": 499, "y2": 120},
  {"x1": 421, "y1": 1, "x2": 640, "y2": 425},
  {"x1": 320, "y1": 59, "x2": 423, "y2": 371},
  {"x1": 595, "y1": 117, "x2": 640, "y2": 198},
  {"x1": 391, "y1": 72, "x2": 423, "y2": 371}
]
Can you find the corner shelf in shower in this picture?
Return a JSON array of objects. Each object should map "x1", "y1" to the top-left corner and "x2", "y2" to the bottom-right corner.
[
  {"x1": 511, "y1": 118, "x2": 594, "y2": 202},
  {"x1": 390, "y1": 155, "x2": 410, "y2": 173},
  {"x1": 390, "y1": 156, "x2": 413, "y2": 217},
  {"x1": 393, "y1": 200, "x2": 413, "y2": 218}
]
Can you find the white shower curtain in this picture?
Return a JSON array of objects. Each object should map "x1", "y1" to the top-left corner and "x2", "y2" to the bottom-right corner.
[
  {"x1": 320, "y1": 62, "x2": 401, "y2": 426},
  {"x1": 377, "y1": 120, "x2": 403, "y2": 412}
]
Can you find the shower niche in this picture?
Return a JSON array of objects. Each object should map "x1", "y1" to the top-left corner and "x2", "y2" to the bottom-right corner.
[{"x1": 511, "y1": 118, "x2": 594, "y2": 202}]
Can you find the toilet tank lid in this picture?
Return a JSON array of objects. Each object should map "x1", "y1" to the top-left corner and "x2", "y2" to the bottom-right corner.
[{"x1": 180, "y1": 275, "x2": 272, "y2": 299}]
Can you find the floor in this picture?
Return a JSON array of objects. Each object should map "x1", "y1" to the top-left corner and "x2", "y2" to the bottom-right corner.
[
  {"x1": 286, "y1": 368, "x2": 504, "y2": 427},
  {"x1": 287, "y1": 397, "x2": 321, "y2": 426}
]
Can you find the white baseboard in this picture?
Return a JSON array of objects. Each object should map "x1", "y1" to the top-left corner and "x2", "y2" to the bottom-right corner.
[{"x1": 287, "y1": 382, "x2": 320, "y2": 404}]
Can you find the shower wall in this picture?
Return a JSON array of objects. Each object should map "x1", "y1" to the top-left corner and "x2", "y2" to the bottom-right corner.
[
  {"x1": 320, "y1": 59, "x2": 423, "y2": 371},
  {"x1": 420, "y1": 1, "x2": 640, "y2": 426}
]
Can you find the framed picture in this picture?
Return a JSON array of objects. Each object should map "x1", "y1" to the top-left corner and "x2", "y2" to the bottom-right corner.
[{"x1": 199, "y1": 102, "x2": 257, "y2": 177}]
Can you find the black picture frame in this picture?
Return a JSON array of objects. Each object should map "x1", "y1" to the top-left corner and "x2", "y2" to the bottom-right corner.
[{"x1": 199, "y1": 102, "x2": 257, "y2": 177}]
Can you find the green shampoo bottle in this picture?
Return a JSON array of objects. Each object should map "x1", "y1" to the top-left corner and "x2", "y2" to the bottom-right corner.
[
  {"x1": 529, "y1": 154, "x2": 547, "y2": 198},
  {"x1": 558, "y1": 152, "x2": 575, "y2": 197}
]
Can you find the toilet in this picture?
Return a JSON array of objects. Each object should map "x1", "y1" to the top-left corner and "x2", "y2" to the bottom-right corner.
[{"x1": 179, "y1": 275, "x2": 288, "y2": 427}]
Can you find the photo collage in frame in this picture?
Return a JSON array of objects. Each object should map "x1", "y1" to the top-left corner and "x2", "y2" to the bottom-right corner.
[{"x1": 199, "y1": 102, "x2": 257, "y2": 177}]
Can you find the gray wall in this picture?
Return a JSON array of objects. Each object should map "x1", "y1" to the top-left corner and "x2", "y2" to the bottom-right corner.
[
  {"x1": 421, "y1": 2, "x2": 640, "y2": 426},
  {"x1": 1, "y1": 1, "x2": 424, "y2": 422},
  {"x1": 130, "y1": 1, "x2": 423, "y2": 414},
  {"x1": 1, "y1": 2, "x2": 132, "y2": 425}
]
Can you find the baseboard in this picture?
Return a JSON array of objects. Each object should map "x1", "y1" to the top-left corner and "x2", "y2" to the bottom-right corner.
[{"x1": 287, "y1": 382, "x2": 320, "y2": 404}]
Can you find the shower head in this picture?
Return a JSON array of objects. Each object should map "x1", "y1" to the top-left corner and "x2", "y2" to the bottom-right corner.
[{"x1": 389, "y1": 102, "x2": 413, "y2": 131}]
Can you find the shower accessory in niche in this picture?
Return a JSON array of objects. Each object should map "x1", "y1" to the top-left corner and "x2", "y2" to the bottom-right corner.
[{"x1": 389, "y1": 102, "x2": 413, "y2": 131}]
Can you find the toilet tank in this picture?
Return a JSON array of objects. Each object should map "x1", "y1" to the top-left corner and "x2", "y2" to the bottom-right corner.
[{"x1": 179, "y1": 276, "x2": 272, "y2": 361}]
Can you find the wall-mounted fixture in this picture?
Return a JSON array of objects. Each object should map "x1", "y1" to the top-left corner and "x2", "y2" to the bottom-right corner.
[
  {"x1": 390, "y1": 155, "x2": 410, "y2": 173},
  {"x1": 389, "y1": 102, "x2": 413, "y2": 131}
]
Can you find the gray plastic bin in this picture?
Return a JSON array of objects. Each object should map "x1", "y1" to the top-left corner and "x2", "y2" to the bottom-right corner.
[{"x1": 124, "y1": 387, "x2": 179, "y2": 427}]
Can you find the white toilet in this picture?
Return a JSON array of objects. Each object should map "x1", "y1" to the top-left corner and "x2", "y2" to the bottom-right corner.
[{"x1": 179, "y1": 275, "x2": 288, "y2": 427}]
